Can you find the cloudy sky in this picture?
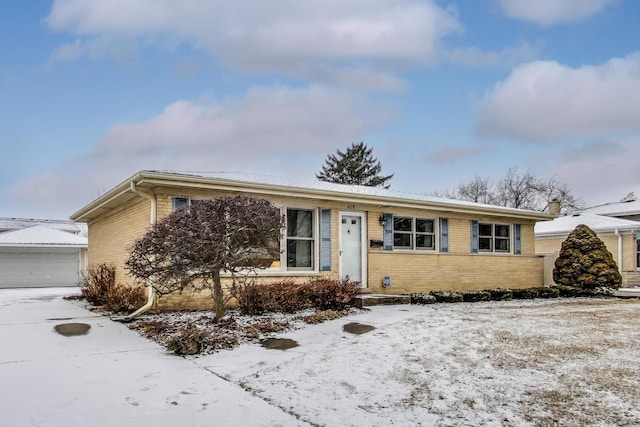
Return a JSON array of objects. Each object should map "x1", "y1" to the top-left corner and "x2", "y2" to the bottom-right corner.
[{"x1": 1, "y1": 0, "x2": 639, "y2": 219}]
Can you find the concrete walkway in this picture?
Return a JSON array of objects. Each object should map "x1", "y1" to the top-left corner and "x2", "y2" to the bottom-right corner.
[{"x1": 0, "y1": 288, "x2": 305, "y2": 427}]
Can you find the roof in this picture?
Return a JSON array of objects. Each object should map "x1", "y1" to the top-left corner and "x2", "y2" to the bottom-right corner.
[
  {"x1": 0, "y1": 217, "x2": 87, "y2": 236},
  {"x1": 577, "y1": 197, "x2": 640, "y2": 217},
  {"x1": 535, "y1": 213, "x2": 640, "y2": 237},
  {"x1": 0, "y1": 225, "x2": 88, "y2": 247},
  {"x1": 70, "y1": 170, "x2": 553, "y2": 223}
]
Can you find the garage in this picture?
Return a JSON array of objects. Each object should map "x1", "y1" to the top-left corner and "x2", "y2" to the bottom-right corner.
[{"x1": 0, "y1": 225, "x2": 87, "y2": 288}]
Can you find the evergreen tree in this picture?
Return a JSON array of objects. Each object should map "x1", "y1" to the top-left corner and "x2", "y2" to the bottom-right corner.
[
  {"x1": 316, "y1": 142, "x2": 393, "y2": 188},
  {"x1": 553, "y1": 224, "x2": 622, "y2": 290}
]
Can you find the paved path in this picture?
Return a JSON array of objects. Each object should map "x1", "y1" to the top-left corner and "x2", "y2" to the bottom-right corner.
[{"x1": 0, "y1": 288, "x2": 306, "y2": 427}]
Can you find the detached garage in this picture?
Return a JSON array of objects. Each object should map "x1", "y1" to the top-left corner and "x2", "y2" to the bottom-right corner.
[{"x1": 0, "y1": 225, "x2": 88, "y2": 288}]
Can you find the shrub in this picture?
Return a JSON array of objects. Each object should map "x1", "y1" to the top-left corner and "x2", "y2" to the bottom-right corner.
[
  {"x1": 537, "y1": 287, "x2": 560, "y2": 299},
  {"x1": 488, "y1": 288, "x2": 512, "y2": 301},
  {"x1": 462, "y1": 291, "x2": 491, "y2": 302},
  {"x1": 80, "y1": 264, "x2": 145, "y2": 313},
  {"x1": 511, "y1": 288, "x2": 539, "y2": 299},
  {"x1": 307, "y1": 277, "x2": 361, "y2": 310},
  {"x1": 553, "y1": 224, "x2": 622, "y2": 290},
  {"x1": 552, "y1": 285, "x2": 582, "y2": 297},
  {"x1": 410, "y1": 293, "x2": 437, "y2": 305},
  {"x1": 166, "y1": 325, "x2": 203, "y2": 355},
  {"x1": 430, "y1": 291, "x2": 463, "y2": 303},
  {"x1": 232, "y1": 277, "x2": 359, "y2": 314}
]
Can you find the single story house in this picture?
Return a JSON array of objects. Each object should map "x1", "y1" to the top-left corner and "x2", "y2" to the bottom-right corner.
[
  {"x1": 0, "y1": 225, "x2": 88, "y2": 288},
  {"x1": 70, "y1": 170, "x2": 552, "y2": 310},
  {"x1": 576, "y1": 197, "x2": 640, "y2": 222},
  {"x1": 535, "y1": 213, "x2": 640, "y2": 287}
]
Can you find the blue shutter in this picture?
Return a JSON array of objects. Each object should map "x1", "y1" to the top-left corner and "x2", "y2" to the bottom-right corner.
[
  {"x1": 514, "y1": 224, "x2": 522, "y2": 254},
  {"x1": 470, "y1": 220, "x2": 479, "y2": 253},
  {"x1": 319, "y1": 209, "x2": 332, "y2": 271},
  {"x1": 439, "y1": 218, "x2": 449, "y2": 253},
  {"x1": 172, "y1": 197, "x2": 190, "y2": 211},
  {"x1": 383, "y1": 213, "x2": 393, "y2": 250}
]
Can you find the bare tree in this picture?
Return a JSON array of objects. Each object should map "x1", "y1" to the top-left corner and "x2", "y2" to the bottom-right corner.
[
  {"x1": 433, "y1": 167, "x2": 582, "y2": 212},
  {"x1": 126, "y1": 196, "x2": 284, "y2": 318}
]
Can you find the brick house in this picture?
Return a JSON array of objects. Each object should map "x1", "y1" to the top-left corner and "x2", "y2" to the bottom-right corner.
[{"x1": 70, "y1": 170, "x2": 551, "y2": 310}]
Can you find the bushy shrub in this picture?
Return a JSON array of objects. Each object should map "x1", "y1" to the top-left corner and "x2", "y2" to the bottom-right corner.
[
  {"x1": 430, "y1": 291, "x2": 463, "y2": 303},
  {"x1": 553, "y1": 224, "x2": 622, "y2": 290},
  {"x1": 232, "y1": 277, "x2": 360, "y2": 314},
  {"x1": 511, "y1": 287, "x2": 539, "y2": 299},
  {"x1": 80, "y1": 264, "x2": 145, "y2": 313},
  {"x1": 488, "y1": 288, "x2": 513, "y2": 301},
  {"x1": 552, "y1": 285, "x2": 583, "y2": 298},
  {"x1": 537, "y1": 287, "x2": 560, "y2": 299},
  {"x1": 308, "y1": 277, "x2": 361, "y2": 310},
  {"x1": 462, "y1": 291, "x2": 491, "y2": 302},
  {"x1": 166, "y1": 325, "x2": 203, "y2": 355},
  {"x1": 410, "y1": 293, "x2": 437, "y2": 304}
]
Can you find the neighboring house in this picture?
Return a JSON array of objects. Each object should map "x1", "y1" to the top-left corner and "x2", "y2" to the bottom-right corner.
[
  {"x1": 0, "y1": 225, "x2": 88, "y2": 288},
  {"x1": 0, "y1": 217, "x2": 87, "y2": 236},
  {"x1": 535, "y1": 213, "x2": 640, "y2": 287},
  {"x1": 70, "y1": 170, "x2": 552, "y2": 310},
  {"x1": 576, "y1": 197, "x2": 640, "y2": 222}
]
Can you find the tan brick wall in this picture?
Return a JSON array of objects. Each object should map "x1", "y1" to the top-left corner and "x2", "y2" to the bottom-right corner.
[
  {"x1": 368, "y1": 252, "x2": 543, "y2": 293},
  {"x1": 88, "y1": 197, "x2": 152, "y2": 286}
]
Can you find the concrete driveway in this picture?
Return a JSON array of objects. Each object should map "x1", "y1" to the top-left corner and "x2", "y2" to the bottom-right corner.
[{"x1": 0, "y1": 288, "x2": 304, "y2": 427}]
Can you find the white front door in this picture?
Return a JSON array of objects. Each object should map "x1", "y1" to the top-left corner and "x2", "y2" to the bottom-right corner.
[{"x1": 339, "y1": 212, "x2": 366, "y2": 286}]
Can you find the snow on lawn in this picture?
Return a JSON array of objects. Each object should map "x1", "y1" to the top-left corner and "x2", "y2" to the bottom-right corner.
[{"x1": 198, "y1": 298, "x2": 640, "y2": 426}]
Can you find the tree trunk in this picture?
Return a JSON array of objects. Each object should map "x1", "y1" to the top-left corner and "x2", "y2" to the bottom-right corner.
[{"x1": 212, "y1": 270, "x2": 226, "y2": 318}]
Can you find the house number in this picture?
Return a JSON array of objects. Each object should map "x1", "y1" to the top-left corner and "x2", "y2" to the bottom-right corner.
[{"x1": 347, "y1": 204, "x2": 356, "y2": 210}]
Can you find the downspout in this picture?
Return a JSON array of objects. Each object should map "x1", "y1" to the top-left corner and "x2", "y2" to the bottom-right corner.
[
  {"x1": 126, "y1": 181, "x2": 157, "y2": 319},
  {"x1": 615, "y1": 229, "x2": 623, "y2": 275}
]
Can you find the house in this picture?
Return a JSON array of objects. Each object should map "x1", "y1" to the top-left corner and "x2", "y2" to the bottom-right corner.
[
  {"x1": 70, "y1": 170, "x2": 552, "y2": 310},
  {"x1": 535, "y1": 213, "x2": 640, "y2": 287},
  {"x1": 575, "y1": 196, "x2": 640, "y2": 222},
  {"x1": 0, "y1": 223, "x2": 88, "y2": 288}
]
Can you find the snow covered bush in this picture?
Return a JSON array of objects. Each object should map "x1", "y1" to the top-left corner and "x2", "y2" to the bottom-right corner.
[
  {"x1": 430, "y1": 291, "x2": 463, "y2": 303},
  {"x1": 462, "y1": 290, "x2": 491, "y2": 302},
  {"x1": 488, "y1": 289, "x2": 512, "y2": 301},
  {"x1": 553, "y1": 224, "x2": 622, "y2": 290},
  {"x1": 537, "y1": 287, "x2": 560, "y2": 299},
  {"x1": 410, "y1": 293, "x2": 437, "y2": 304}
]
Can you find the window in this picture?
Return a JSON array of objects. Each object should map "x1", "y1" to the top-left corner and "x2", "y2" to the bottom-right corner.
[
  {"x1": 393, "y1": 216, "x2": 436, "y2": 250},
  {"x1": 286, "y1": 208, "x2": 315, "y2": 270},
  {"x1": 478, "y1": 223, "x2": 510, "y2": 253}
]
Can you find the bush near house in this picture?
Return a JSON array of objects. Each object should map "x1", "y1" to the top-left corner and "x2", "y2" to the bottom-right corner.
[
  {"x1": 231, "y1": 278, "x2": 361, "y2": 315},
  {"x1": 511, "y1": 287, "x2": 539, "y2": 299},
  {"x1": 553, "y1": 224, "x2": 622, "y2": 290},
  {"x1": 79, "y1": 264, "x2": 145, "y2": 313},
  {"x1": 487, "y1": 289, "x2": 513, "y2": 301}
]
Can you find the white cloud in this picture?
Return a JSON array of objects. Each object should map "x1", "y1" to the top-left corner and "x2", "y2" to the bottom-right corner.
[
  {"x1": 476, "y1": 53, "x2": 640, "y2": 142},
  {"x1": 551, "y1": 138, "x2": 640, "y2": 206},
  {"x1": 45, "y1": 0, "x2": 461, "y2": 88},
  {"x1": 443, "y1": 41, "x2": 542, "y2": 69},
  {"x1": 494, "y1": 0, "x2": 618, "y2": 26},
  {"x1": 10, "y1": 85, "x2": 394, "y2": 217}
]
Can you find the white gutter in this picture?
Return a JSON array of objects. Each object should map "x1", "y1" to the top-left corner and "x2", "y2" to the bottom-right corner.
[
  {"x1": 615, "y1": 228, "x2": 623, "y2": 274},
  {"x1": 126, "y1": 181, "x2": 157, "y2": 319}
]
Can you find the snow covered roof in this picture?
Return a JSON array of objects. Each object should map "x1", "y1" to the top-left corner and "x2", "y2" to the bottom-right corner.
[
  {"x1": 0, "y1": 217, "x2": 87, "y2": 236},
  {"x1": 71, "y1": 170, "x2": 553, "y2": 223},
  {"x1": 535, "y1": 213, "x2": 640, "y2": 237},
  {"x1": 0, "y1": 225, "x2": 88, "y2": 247},
  {"x1": 577, "y1": 197, "x2": 640, "y2": 217}
]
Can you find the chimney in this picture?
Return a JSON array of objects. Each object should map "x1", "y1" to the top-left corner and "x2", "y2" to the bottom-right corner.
[{"x1": 548, "y1": 199, "x2": 561, "y2": 216}]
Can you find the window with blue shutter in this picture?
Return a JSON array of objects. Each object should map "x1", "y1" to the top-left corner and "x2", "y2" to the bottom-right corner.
[
  {"x1": 382, "y1": 213, "x2": 393, "y2": 250},
  {"x1": 439, "y1": 218, "x2": 449, "y2": 252},
  {"x1": 172, "y1": 197, "x2": 190, "y2": 211},
  {"x1": 514, "y1": 224, "x2": 522, "y2": 254},
  {"x1": 319, "y1": 209, "x2": 332, "y2": 271},
  {"x1": 470, "y1": 220, "x2": 479, "y2": 253}
]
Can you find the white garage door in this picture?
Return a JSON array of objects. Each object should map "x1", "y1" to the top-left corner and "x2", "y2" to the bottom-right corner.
[{"x1": 0, "y1": 247, "x2": 80, "y2": 288}]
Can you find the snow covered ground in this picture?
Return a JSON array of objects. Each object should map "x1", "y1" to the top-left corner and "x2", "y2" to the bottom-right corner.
[{"x1": 2, "y1": 288, "x2": 640, "y2": 426}]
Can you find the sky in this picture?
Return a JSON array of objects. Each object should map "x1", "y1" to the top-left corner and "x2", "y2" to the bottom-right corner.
[{"x1": 1, "y1": 0, "x2": 639, "y2": 220}]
